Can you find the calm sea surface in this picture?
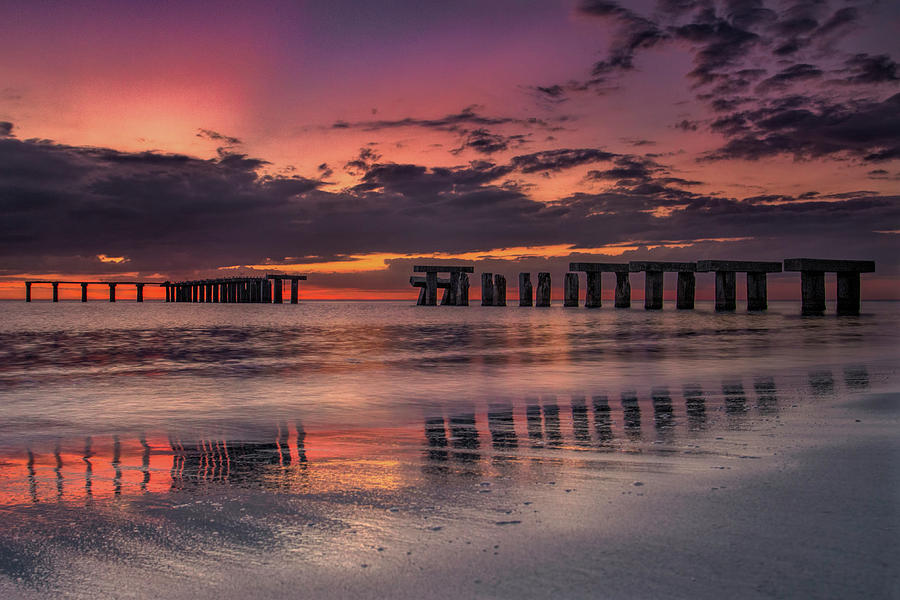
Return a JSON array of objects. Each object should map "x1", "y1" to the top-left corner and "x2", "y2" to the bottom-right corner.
[{"x1": 0, "y1": 300, "x2": 897, "y2": 597}]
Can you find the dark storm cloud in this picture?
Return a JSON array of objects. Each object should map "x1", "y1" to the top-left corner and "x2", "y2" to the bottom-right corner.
[
  {"x1": 0, "y1": 122, "x2": 12, "y2": 136},
  {"x1": 578, "y1": 0, "x2": 667, "y2": 77},
  {"x1": 2, "y1": 133, "x2": 897, "y2": 281},
  {"x1": 843, "y1": 54, "x2": 899, "y2": 84},
  {"x1": 755, "y1": 63, "x2": 822, "y2": 91},
  {"x1": 509, "y1": 148, "x2": 617, "y2": 173},
  {"x1": 705, "y1": 93, "x2": 900, "y2": 161}
]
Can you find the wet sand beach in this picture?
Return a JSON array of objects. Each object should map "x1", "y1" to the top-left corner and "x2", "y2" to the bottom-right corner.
[{"x1": 0, "y1": 302, "x2": 897, "y2": 598}]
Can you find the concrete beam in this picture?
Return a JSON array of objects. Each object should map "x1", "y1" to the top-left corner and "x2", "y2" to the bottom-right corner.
[
  {"x1": 697, "y1": 260, "x2": 782, "y2": 273},
  {"x1": 414, "y1": 265, "x2": 475, "y2": 273},
  {"x1": 784, "y1": 258, "x2": 874, "y2": 273},
  {"x1": 629, "y1": 261, "x2": 696, "y2": 272},
  {"x1": 410, "y1": 276, "x2": 452, "y2": 288},
  {"x1": 569, "y1": 262, "x2": 629, "y2": 273},
  {"x1": 519, "y1": 273, "x2": 533, "y2": 307}
]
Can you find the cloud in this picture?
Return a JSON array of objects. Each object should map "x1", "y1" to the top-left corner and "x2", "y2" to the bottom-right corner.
[
  {"x1": 196, "y1": 129, "x2": 242, "y2": 145},
  {"x1": 1, "y1": 125, "x2": 897, "y2": 282},
  {"x1": 843, "y1": 54, "x2": 899, "y2": 84},
  {"x1": 451, "y1": 128, "x2": 528, "y2": 155},
  {"x1": 705, "y1": 93, "x2": 900, "y2": 162},
  {"x1": 0, "y1": 122, "x2": 12, "y2": 137},
  {"x1": 509, "y1": 148, "x2": 617, "y2": 173},
  {"x1": 755, "y1": 63, "x2": 822, "y2": 92},
  {"x1": 578, "y1": 0, "x2": 667, "y2": 76}
]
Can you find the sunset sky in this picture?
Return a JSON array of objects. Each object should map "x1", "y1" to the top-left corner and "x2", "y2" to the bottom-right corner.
[{"x1": 2, "y1": 0, "x2": 898, "y2": 300}]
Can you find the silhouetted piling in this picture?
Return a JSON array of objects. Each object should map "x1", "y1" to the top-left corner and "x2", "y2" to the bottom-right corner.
[
  {"x1": 519, "y1": 272, "x2": 533, "y2": 306},
  {"x1": 481, "y1": 273, "x2": 494, "y2": 306},
  {"x1": 536, "y1": 272, "x2": 551, "y2": 307},
  {"x1": 784, "y1": 259, "x2": 873, "y2": 315},
  {"x1": 629, "y1": 262, "x2": 697, "y2": 310},
  {"x1": 494, "y1": 274, "x2": 507, "y2": 306},
  {"x1": 564, "y1": 272, "x2": 579, "y2": 307}
]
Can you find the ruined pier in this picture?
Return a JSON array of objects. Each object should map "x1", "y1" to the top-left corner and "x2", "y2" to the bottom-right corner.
[
  {"x1": 24, "y1": 280, "x2": 150, "y2": 303},
  {"x1": 783, "y1": 259, "x2": 875, "y2": 315},
  {"x1": 628, "y1": 262, "x2": 697, "y2": 310},
  {"x1": 696, "y1": 260, "x2": 782, "y2": 311},
  {"x1": 568, "y1": 263, "x2": 631, "y2": 308},
  {"x1": 410, "y1": 265, "x2": 473, "y2": 306}
]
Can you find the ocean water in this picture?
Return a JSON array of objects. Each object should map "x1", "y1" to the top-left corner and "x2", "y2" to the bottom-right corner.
[{"x1": 0, "y1": 300, "x2": 897, "y2": 597}]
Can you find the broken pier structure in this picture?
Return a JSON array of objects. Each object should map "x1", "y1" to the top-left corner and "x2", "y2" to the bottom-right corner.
[
  {"x1": 24, "y1": 280, "x2": 149, "y2": 302},
  {"x1": 696, "y1": 260, "x2": 782, "y2": 311},
  {"x1": 410, "y1": 266, "x2": 473, "y2": 306},
  {"x1": 784, "y1": 259, "x2": 875, "y2": 315},
  {"x1": 628, "y1": 262, "x2": 697, "y2": 310},
  {"x1": 568, "y1": 263, "x2": 631, "y2": 308},
  {"x1": 164, "y1": 275, "x2": 308, "y2": 303}
]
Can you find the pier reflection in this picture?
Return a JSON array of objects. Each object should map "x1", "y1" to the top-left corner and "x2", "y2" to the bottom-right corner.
[{"x1": 0, "y1": 365, "x2": 862, "y2": 507}]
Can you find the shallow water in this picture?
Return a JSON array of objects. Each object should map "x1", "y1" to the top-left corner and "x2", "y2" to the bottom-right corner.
[{"x1": 0, "y1": 300, "x2": 897, "y2": 597}]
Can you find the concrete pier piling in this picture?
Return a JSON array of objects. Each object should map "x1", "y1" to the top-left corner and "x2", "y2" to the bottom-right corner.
[
  {"x1": 136, "y1": 283, "x2": 144, "y2": 302},
  {"x1": 108, "y1": 283, "x2": 117, "y2": 302},
  {"x1": 697, "y1": 261, "x2": 782, "y2": 311},
  {"x1": 536, "y1": 272, "x2": 551, "y2": 307},
  {"x1": 628, "y1": 262, "x2": 697, "y2": 310},
  {"x1": 519, "y1": 273, "x2": 533, "y2": 307},
  {"x1": 25, "y1": 282, "x2": 31, "y2": 302},
  {"x1": 615, "y1": 272, "x2": 631, "y2": 308},
  {"x1": 481, "y1": 273, "x2": 494, "y2": 306},
  {"x1": 411, "y1": 266, "x2": 475, "y2": 306},
  {"x1": 494, "y1": 274, "x2": 507, "y2": 306},
  {"x1": 569, "y1": 263, "x2": 630, "y2": 308},
  {"x1": 52, "y1": 282, "x2": 59, "y2": 302},
  {"x1": 81, "y1": 283, "x2": 88, "y2": 302},
  {"x1": 676, "y1": 272, "x2": 695, "y2": 309},
  {"x1": 564, "y1": 273, "x2": 579, "y2": 307},
  {"x1": 784, "y1": 259, "x2": 874, "y2": 315}
]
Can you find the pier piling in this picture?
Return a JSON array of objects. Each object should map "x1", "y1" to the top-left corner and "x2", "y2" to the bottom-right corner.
[
  {"x1": 481, "y1": 273, "x2": 494, "y2": 306},
  {"x1": 108, "y1": 283, "x2": 117, "y2": 302},
  {"x1": 569, "y1": 263, "x2": 630, "y2": 308},
  {"x1": 411, "y1": 266, "x2": 474, "y2": 306},
  {"x1": 676, "y1": 272, "x2": 695, "y2": 309},
  {"x1": 628, "y1": 262, "x2": 697, "y2": 310},
  {"x1": 494, "y1": 274, "x2": 507, "y2": 306},
  {"x1": 615, "y1": 272, "x2": 631, "y2": 308},
  {"x1": 52, "y1": 282, "x2": 59, "y2": 302},
  {"x1": 784, "y1": 259, "x2": 874, "y2": 315},
  {"x1": 536, "y1": 272, "x2": 551, "y2": 307},
  {"x1": 697, "y1": 261, "x2": 782, "y2": 311},
  {"x1": 564, "y1": 273, "x2": 579, "y2": 307},
  {"x1": 81, "y1": 283, "x2": 88, "y2": 302},
  {"x1": 519, "y1": 273, "x2": 533, "y2": 307}
]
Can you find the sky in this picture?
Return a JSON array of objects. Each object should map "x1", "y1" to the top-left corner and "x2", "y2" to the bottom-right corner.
[{"x1": 1, "y1": 0, "x2": 898, "y2": 300}]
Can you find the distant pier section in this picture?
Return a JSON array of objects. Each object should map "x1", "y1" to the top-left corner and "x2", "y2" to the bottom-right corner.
[
  {"x1": 410, "y1": 265, "x2": 473, "y2": 306},
  {"x1": 628, "y1": 261, "x2": 697, "y2": 310},
  {"x1": 784, "y1": 259, "x2": 874, "y2": 315},
  {"x1": 696, "y1": 260, "x2": 782, "y2": 311},
  {"x1": 25, "y1": 274, "x2": 308, "y2": 304}
]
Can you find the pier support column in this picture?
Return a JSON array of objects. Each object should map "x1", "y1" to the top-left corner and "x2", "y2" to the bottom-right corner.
[
  {"x1": 290, "y1": 279, "x2": 299, "y2": 304},
  {"x1": 564, "y1": 273, "x2": 579, "y2": 307},
  {"x1": 81, "y1": 283, "x2": 88, "y2": 303},
  {"x1": 273, "y1": 279, "x2": 283, "y2": 303},
  {"x1": 644, "y1": 271, "x2": 663, "y2": 310},
  {"x1": 747, "y1": 272, "x2": 767, "y2": 311},
  {"x1": 519, "y1": 273, "x2": 532, "y2": 307},
  {"x1": 836, "y1": 271, "x2": 861, "y2": 315},
  {"x1": 676, "y1": 272, "x2": 695, "y2": 309},
  {"x1": 585, "y1": 272, "x2": 602, "y2": 308},
  {"x1": 800, "y1": 271, "x2": 826, "y2": 315},
  {"x1": 615, "y1": 272, "x2": 631, "y2": 308},
  {"x1": 481, "y1": 273, "x2": 494, "y2": 306},
  {"x1": 715, "y1": 271, "x2": 736, "y2": 311},
  {"x1": 536, "y1": 272, "x2": 551, "y2": 307},
  {"x1": 108, "y1": 283, "x2": 117, "y2": 302},
  {"x1": 136, "y1": 284, "x2": 144, "y2": 303},
  {"x1": 164, "y1": 284, "x2": 170, "y2": 303},
  {"x1": 458, "y1": 273, "x2": 470, "y2": 306},
  {"x1": 494, "y1": 274, "x2": 507, "y2": 306},
  {"x1": 25, "y1": 282, "x2": 31, "y2": 302},
  {"x1": 52, "y1": 282, "x2": 59, "y2": 302},
  {"x1": 442, "y1": 273, "x2": 460, "y2": 306},
  {"x1": 212, "y1": 285, "x2": 219, "y2": 303}
]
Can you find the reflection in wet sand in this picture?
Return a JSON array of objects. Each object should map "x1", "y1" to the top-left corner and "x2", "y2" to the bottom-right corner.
[
  {"x1": 809, "y1": 370, "x2": 835, "y2": 397},
  {"x1": 0, "y1": 364, "x2": 874, "y2": 508},
  {"x1": 651, "y1": 387, "x2": 675, "y2": 441},
  {"x1": 754, "y1": 377, "x2": 778, "y2": 414},
  {"x1": 844, "y1": 365, "x2": 869, "y2": 391},
  {"x1": 683, "y1": 384, "x2": 706, "y2": 430},
  {"x1": 621, "y1": 391, "x2": 642, "y2": 440}
]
